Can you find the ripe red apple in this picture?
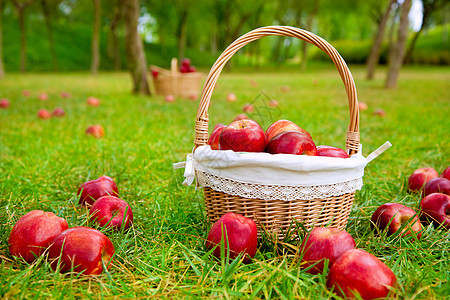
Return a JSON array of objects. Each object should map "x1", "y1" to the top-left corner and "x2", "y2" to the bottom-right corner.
[
  {"x1": 420, "y1": 193, "x2": 450, "y2": 230},
  {"x1": 373, "y1": 108, "x2": 386, "y2": 117},
  {"x1": 370, "y1": 203, "x2": 422, "y2": 239},
  {"x1": 423, "y1": 177, "x2": 450, "y2": 197},
  {"x1": 327, "y1": 248, "x2": 397, "y2": 299},
  {"x1": 242, "y1": 103, "x2": 254, "y2": 113},
  {"x1": 219, "y1": 119, "x2": 266, "y2": 152},
  {"x1": 268, "y1": 99, "x2": 279, "y2": 108},
  {"x1": 38, "y1": 93, "x2": 48, "y2": 101},
  {"x1": 77, "y1": 175, "x2": 119, "y2": 206},
  {"x1": 0, "y1": 98, "x2": 10, "y2": 108},
  {"x1": 86, "y1": 96, "x2": 100, "y2": 106},
  {"x1": 207, "y1": 123, "x2": 226, "y2": 150},
  {"x1": 37, "y1": 109, "x2": 52, "y2": 119},
  {"x1": 22, "y1": 90, "x2": 31, "y2": 97},
  {"x1": 441, "y1": 167, "x2": 450, "y2": 180},
  {"x1": 408, "y1": 167, "x2": 439, "y2": 192},
  {"x1": 265, "y1": 131, "x2": 317, "y2": 156},
  {"x1": 151, "y1": 70, "x2": 159, "y2": 78},
  {"x1": 358, "y1": 102, "x2": 368, "y2": 111},
  {"x1": 206, "y1": 212, "x2": 257, "y2": 263},
  {"x1": 60, "y1": 91, "x2": 71, "y2": 98},
  {"x1": 300, "y1": 227, "x2": 355, "y2": 274},
  {"x1": 265, "y1": 119, "x2": 311, "y2": 141},
  {"x1": 226, "y1": 93, "x2": 237, "y2": 102},
  {"x1": 165, "y1": 95, "x2": 175, "y2": 102},
  {"x1": 8, "y1": 210, "x2": 68, "y2": 263},
  {"x1": 52, "y1": 107, "x2": 65, "y2": 117},
  {"x1": 89, "y1": 196, "x2": 133, "y2": 231},
  {"x1": 86, "y1": 124, "x2": 105, "y2": 138},
  {"x1": 48, "y1": 227, "x2": 115, "y2": 275},
  {"x1": 316, "y1": 145, "x2": 349, "y2": 158},
  {"x1": 233, "y1": 113, "x2": 248, "y2": 122}
]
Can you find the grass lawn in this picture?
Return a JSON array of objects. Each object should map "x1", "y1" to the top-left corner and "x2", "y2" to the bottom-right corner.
[{"x1": 0, "y1": 64, "x2": 449, "y2": 299}]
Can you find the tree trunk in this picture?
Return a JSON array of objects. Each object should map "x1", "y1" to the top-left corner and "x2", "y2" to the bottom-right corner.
[
  {"x1": 108, "y1": 0, "x2": 122, "y2": 71},
  {"x1": 366, "y1": 0, "x2": 396, "y2": 80},
  {"x1": 385, "y1": 0, "x2": 412, "y2": 89},
  {"x1": 123, "y1": 0, "x2": 150, "y2": 95},
  {"x1": 301, "y1": 0, "x2": 320, "y2": 71},
  {"x1": 12, "y1": 0, "x2": 32, "y2": 72},
  {"x1": 41, "y1": 0, "x2": 58, "y2": 71},
  {"x1": 91, "y1": 0, "x2": 101, "y2": 75},
  {"x1": 0, "y1": 0, "x2": 5, "y2": 78},
  {"x1": 176, "y1": 8, "x2": 188, "y2": 62}
]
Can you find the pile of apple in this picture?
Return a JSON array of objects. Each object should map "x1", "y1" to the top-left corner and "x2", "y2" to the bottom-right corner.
[
  {"x1": 8, "y1": 175, "x2": 133, "y2": 275},
  {"x1": 208, "y1": 118, "x2": 349, "y2": 158},
  {"x1": 206, "y1": 213, "x2": 396, "y2": 299}
]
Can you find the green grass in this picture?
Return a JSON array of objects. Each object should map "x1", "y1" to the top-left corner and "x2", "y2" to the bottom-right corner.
[{"x1": 0, "y1": 64, "x2": 449, "y2": 299}]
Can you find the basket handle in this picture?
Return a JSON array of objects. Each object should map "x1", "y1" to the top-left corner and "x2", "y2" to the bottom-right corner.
[{"x1": 194, "y1": 26, "x2": 360, "y2": 154}]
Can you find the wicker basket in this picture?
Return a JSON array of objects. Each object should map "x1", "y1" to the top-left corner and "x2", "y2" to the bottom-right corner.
[
  {"x1": 151, "y1": 58, "x2": 204, "y2": 99},
  {"x1": 192, "y1": 26, "x2": 362, "y2": 239}
]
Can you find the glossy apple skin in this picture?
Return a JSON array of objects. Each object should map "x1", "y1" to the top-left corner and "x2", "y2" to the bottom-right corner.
[
  {"x1": 408, "y1": 167, "x2": 439, "y2": 192},
  {"x1": 77, "y1": 175, "x2": 119, "y2": 206},
  {"x1": 48, "y1": 227, "x2": 115, "y2": 275},
  {"x1": 52, "y1": 107, "x2": 65, "y2": 117},
  {"x1": 420, "y1": 193, "x2": 450, "y2": 229},
  {"x1": 300, "y1": 227, "x2": 355, "y2": 274},
  {"x1": 89, "y1": 196, "x2": 133, "y2": 230},
  {"x1": 423, "y1": 177, "x2": 450, "y2": 197},
  {"x1": 265, "y1": 119, "x2": 311, "y2": 141},
  {"x1": 206, "y1": 212, "x2": 257, "y2": 263},
  {"x1": 8, "y1": 210, "x2": 68, "y2": 263},
  {"x1": 265, "y1": 131, "x2": 317, "y2": 156},
  {"x1": 370, "y1": 203, "x2": 422, "y2": 239},
  {"x1": 207, "y1": 123, "x2": 226, "y2": 150},
  {"x1": 316, "y1": 145, "x2": 349, "y2": 158},
  {"x1": 37, "y1": 109, "x2": 52, "y2": 119},
  {"x1": 219, "y1": 119, "x2": 266, "y2": 152},
  {"x1": 0, "y1": 98, "x2": 10, "y2": 108},
  {"x1": 86, "y1": 96, "x2": 100, "y2": 106},
  {"x1": 86, "y1": 124, "x2": 105, "y2": 138},
  {"x1": 327, "y1": 249, "x2": 397, "y2": 299}
]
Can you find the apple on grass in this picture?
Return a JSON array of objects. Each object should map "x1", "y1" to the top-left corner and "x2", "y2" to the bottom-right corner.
[
  {"x1": 233, "y1": 114, "x2": 248, "y2": 122},
  {"x1": 408, "y1": 167, "x2": 439, "y2": 192},
  {"x1": 300, "y1": 227, "x2": 355, "y2": 274},
  {"x1": 265, "y1": 119, "x2": 311, "y2": 141},
  {"x1": 0, "y1": 98, "x2": 10, "y2": 108},
  {"x1": 268, "y1": 99, "x2": 279, "y2": 108},
  {"x1": 38, "y1": 109, "x2": 52, "y2": 119},
  {"x1": 358, "y1": 102, "x2": 368, "y2": 111},
  {"x1": 60, "y1": 91, "x2": 71, "y2": 98},
  {"x1": 423, "y1": 177, "x2": 450, "y2": 197},
  {"x1": 86, "y1": 124, "x2": 105, "y2": 138},
  {"x1": 22, "y1": 90, "x2": 31, "y2": 97},
  {"x1": 8, "y1": 210, "x2": 68, "y2": 263},
  {"x1": 370, "y1": 203, "x2": 422, "y2": 239},
  {"x1": 52, "y1": 107, "x2": 65, "y2": 117},
  {"x1": 48, "y1": 227, "x2": 115, "y2": 275},
  {"x1": 206, "y1": 212, "x2": 257, "y2": 263},
  {"x1": 316, "y1": 145, "x2": 349, "y2": 158},
  {"x1": 327, "y1": 248, "x2": 397, "y2": 299},
  {"x1": 38, "y1": 93, "x2": 49, "y2": 101},
  {"x1": 207, "y1": 123, "x2": 226, "y2": 150},
  {"x1": 87, "y1": 96, "x2": 100, "y2": 106},
  {"x1": 89, "y1": 196, "x2": 133, "y2": 231},
  {"x1": 77, "y1": 175, "x2": 119, "y2": 206},
  {"x1": 420, "y1": 193, "x2": 450, "y2": 230},
  {"x1": 265, "y1": 131, "x2": 317, "y2": 156},
  {"x1": 226, "y1": 93, "x2": 237, "y2": 102},
  {"x1": 373, "y1": 108, "x2": 386, "y2": 117},
  {"x1": 242, "y1": 103, "x2": 254, "y2": 113},
  {"x1": 219, "y1": 119, "x2": 266, "y2": 152},
  {"x1": 165, "y1": 95, "x2": 175, "y2": 102}
]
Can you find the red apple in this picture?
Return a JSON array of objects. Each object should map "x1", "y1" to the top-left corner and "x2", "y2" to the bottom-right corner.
[
  {"x1": 38, "y1": 93, "x2": 48, "y2": 101},
  {"x1": 89, "y1": 196, "x2": 133, "y2": 231},
  {"x1": 52, "y1": 107, "x2": 65, "y2": 117},
  {"x1": 48, "y1": 227, "x2": 115, "y2": 275},
  {"x1": 207, "y1": 123, "x2": 226, "y2": 150},
  {"x1": 423, "y1": 177, "x2": 450, "y2": 197},
  {"x1": 233, "y1": 113, "x2": 248, "y2": 122},
  {"x1": 280, "y1": 85, "x2": 290, "y2": 93},
  {"x1": 268, "y1": 99, "x2": 279, "y2": 108},
  {"x1": 316, "y1": 145, "x2": 349, "y2": 158},
  {"x1": 0, "y1": 98, "x2": 10, "y2": 108},
  {"x1": 77, "y1": 175, "x2": 119, "y2": 206},
  {"x1": 188, "y1": 66, "x2": 196, "y2": 73},
  {"x1": 300, "y1": 227, "x2": 355, "y2": 274},
  {"x1": 408, "y1": 167, "x2": 439, "y2": 192},
  {"x1": 242, "y1": 103, "x2": 254, "y2": 113},
  {"x1": 86, "y1": 124, "x2": 105, "y2": 138},
  {"x1": 265, "y1": 131, "x2": 317, "y2": 156},
  {"x1": 22, "y1": 90, "x2": 31, "y2": 97},
  {"x1": 37, "y1": 109, "x2": 52, "y2": 119},
  {"x1": 265, "y1": 119, "x2": 311, "y2": 141},
  {"x1": 151, "y1": 70, "x2": 159, "y2": 78},
  {"x1": 226, "y1": 93, "x2": 237, "y2": 102},
  {"x1": 219, "y1": 119, "x2": 266, "y2": 152},
  {"x1": 86, "y1": 96, "x2": 100, "y2": 106},
  {"x1": 312, "y1": 79, "x2": 318, "y2": 85},
  {"x1": 181, "y1": 58, "x2": 191, "y2": 67},
  {"x1": 420, "y1": 193, "x2": 450, "y2": 230},
  {"x1": 442, "y1": 167, "x2": 450, "y2": 180},
  {"x1": 60, "y1": 91, "x2": 71, "y2": 98},
  {"x1": 358, "y1": 102, "x2": 368, "y2": 111},
  {"x1": 250, "y1": 80, "x2": 258, "y2": 88},
  {"x1": 165, "y1": 95, "x2": 175, "y2": 102},
  {"x1": 8, "y1": 210, "x2": 68, "y2": 263},
  {"x1": 327, "y1": 248, "x2": 397, "y2": 299},
  {"x1": 206, "y1": 212, "x2": 257, "y2": 263},
  {"x1": 370, "y1": 203, "x2": 422, "y2": 239},
  {"x1": 373, "y1": 108, "x2": 386, "y2": 117}
]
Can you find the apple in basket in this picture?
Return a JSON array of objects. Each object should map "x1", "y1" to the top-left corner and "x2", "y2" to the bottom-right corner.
[
  {"x1": 77, "y1": 175, "x2": 119, "y2": 206},
  {"x1": 48, "y1": 227, "x2": 115, "y2": 275},
  {"x1": 316, "y1": 145, "x2": 349, "y2": 158},
  {"x1": 89, "y1": 196, "x2": 133, "y2": 231},
  {"x1": 206, "y1": 212, "x2": 257, "y2": 263},
  {"x1": 370, "y1": 203, "x2": 422, "y2": 239},
  {"x1": 8, "y1": 210, "x2": 68, "y2": 263},
  {"x1": 208, "y1": 123, "x2": 226, "y2": 150},
  {"x1": 327, "y1": 249, "x2": 397, "y2": 299},
  {"x1": 423, "y1": 177, "x2": 450, "y2": 197},
  {"x1": 408, "y1": 167, "x2": 439, "y2": 192},
  {"x1": 420, "y1": 193, "x2": 450, "y2": 230},
  {"x1": 265, "y1": 119, "x2": 311, "y2": 141},
  {"x1": 300, "y1": 227, "x2": 356, "y2": 274},
  {"x1": 442, "y1": 167, "x2": 450, "y2": 180},
  {"x1": 219, "y1": 119, "x2": 266, "y2": 152},
  {"x1": 265, "y1": 131, "x2": 317, "y2": 156}
]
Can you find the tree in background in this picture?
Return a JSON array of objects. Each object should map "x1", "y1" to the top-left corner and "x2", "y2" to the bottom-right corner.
[
  {"x1": 91, "y1": 0, "x2": 101, "y2": 74},
  {"x1": 386, "y1": 0, "x2": 412, "y2": 88},
  {"x1": 0, "y1": 0, "x2": 4, "y2": 78},
  {"x1": 40, "y1": 0, "x2": 61, "y2": 71},
  {"x1": 123, "y1": 0, "x2": 150, "y2": 95},
  {"x1": 107, "y1": 0, "x2": 122, "y2": 71},
  {"x1": 12, "y1": 0, "x2": 33, "y2": 72}
]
